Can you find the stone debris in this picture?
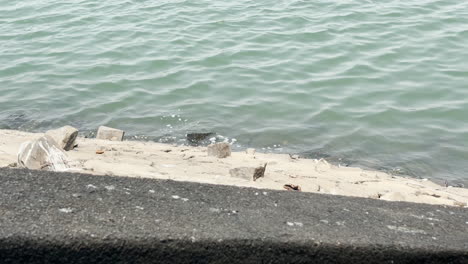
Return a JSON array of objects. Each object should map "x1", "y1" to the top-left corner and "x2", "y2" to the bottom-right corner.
[
  {"x1": 96, "y1": 126, "x2": 125, "y2": 141},
  {"x1": 45, "y1": 125, "x2": 79, "y2": 151},
  {"x1": 17, "y1": 135, "x2": 69, "y2": 171},
  {"x1": 246, "y1": 148, "x2": 256, "y2": 155},
  {"x1": 186, "y1": 132, "x2": 214, "y2": 146},
  {"x1": 207, "y1": 142, "x2": 231, "y2": 158},
  {"x1": 253, "y1": 163, "x2": 267, "y2": 181},
  {"x1": 229, "y1": 163, "x2": 267, "y2": 181},
  {"x1": 4, "y1": 129, "x2": 468, "y2": 208}
]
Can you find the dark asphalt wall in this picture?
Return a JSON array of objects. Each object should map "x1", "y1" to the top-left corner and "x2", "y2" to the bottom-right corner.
[{"x1": 0, "y1": 168, "x2": 467, "y2": 263}]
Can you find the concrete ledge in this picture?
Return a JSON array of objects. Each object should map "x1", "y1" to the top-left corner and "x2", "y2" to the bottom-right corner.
[{"x1": 0, "y1": 168, "x2": 467, "y2": 263}]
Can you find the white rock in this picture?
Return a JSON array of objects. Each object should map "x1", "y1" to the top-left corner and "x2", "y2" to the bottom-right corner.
[
  {"x1": 45, "y1": 125, "x2": 78, "y2": 151},
  {"x1": 17, "y1": 135, "x2": 69, "y2": 171},
  {"x1": 96, "y1": 126, "x2": 125, "y2": 141},
  {"x1": 207, "y1": 143, "x2": 231, "y2": 158}
]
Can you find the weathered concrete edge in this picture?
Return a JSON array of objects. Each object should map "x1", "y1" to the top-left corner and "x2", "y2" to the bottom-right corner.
[
  {"x1": 0, "y1": 168, "x2": 467, "y2": 263},
  {"x1": 0, "y1": 237, "x2": 465, "y2": 264}
]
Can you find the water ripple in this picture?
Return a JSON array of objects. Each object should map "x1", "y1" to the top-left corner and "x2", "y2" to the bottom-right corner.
[{"x1": 1, "y1": 0, "x2": 468, "y2": 185}]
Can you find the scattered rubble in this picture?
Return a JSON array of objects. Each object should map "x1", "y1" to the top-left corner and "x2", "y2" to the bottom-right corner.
[
  {"x1": 45, "y1": 125, "x2": 79, "y2": 151},
  {"x1": 229, "y1": 163, "x2": 267, "y2": 181},
  {"x1": 253, "y1": 163, "x2": 267, "y2": 181},
  {"x1": 17, "y1": 135, "x2": 69, "y2": 171},
  {"x1": 3, "y1": 128, "x2": 468, "y2": 207}
]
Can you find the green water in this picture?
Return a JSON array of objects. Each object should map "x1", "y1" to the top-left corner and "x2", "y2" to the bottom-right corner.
[{"x1": 1, "y1": 1, "x2": 468, "y2": 185}]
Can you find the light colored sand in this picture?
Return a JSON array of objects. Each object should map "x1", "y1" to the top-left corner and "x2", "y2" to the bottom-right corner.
[{"x1": 1, "y1": 129, "x2": 467, "y2": 207}]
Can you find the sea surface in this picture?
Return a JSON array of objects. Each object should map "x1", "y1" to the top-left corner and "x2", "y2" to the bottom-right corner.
[{"x1": 1, "y1": 0, "x2": 467, "y2": 185}]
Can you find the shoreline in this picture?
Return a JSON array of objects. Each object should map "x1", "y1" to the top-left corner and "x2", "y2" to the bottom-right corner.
[{"x1": 1, "y1": 129, "x2": 467, "y2": 207}]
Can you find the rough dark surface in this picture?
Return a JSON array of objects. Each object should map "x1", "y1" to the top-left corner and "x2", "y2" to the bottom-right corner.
[
  {"x1": 0, "y1": 168, "x2": 467, "y2": 263},
  {"x1": 186, "y1": 132, "x2": 215, "y2": 146}
]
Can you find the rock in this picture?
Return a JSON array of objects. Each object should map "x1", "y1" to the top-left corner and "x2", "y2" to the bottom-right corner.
[
  {"x1": 229, "y1": 163, "x2": 267, "y2": 181},
  {"x1": 186, "y1": 132, "x2": 215, "y2": 146},
  {"x1": 45, "y1": 125, "x2": 79, "y2": 151},
  {"x1": 96, "y1": 126, "x2": 125, "y2": 141},
  {"x1": 245, "y1": 148, "x2": 256, "y2": 155},
  {"x1": 17, "y1": 135, "x2": 69, "y2": 171},
  {"x1": 253, "y1": 163, "x2": 267, "y2": 181},
  {"x1": 229, "y1": 167, "x2": 256, "y2": 180},
  {"x1": 207, "y1": 143, "x2": 231, "y2": 158}
]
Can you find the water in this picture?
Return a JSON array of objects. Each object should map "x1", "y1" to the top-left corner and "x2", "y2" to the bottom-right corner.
[{"x1": 1, "y1": 0, "x2": 468, "y2": 185}]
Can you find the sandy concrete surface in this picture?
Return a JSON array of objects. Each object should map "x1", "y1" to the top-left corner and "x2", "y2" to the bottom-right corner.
[{"x1": 1, "y1": 129, "x2": 467, "y2": 207}]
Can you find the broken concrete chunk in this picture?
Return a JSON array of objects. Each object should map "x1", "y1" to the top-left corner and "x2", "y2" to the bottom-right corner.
[
  {"x1": 229, "y1": 163, "x2": 267, "y2": 181},
  {"x1": 96, "y1": 126, "x2": 125, "y2": 141},
  {"x1": 207, "y1": 142, "x2": 231, "y2": 158},
  {"x1": 253, "y1": 163, "x2": 267, "y2": 181},
  {"x1": 17, "y1": 135, "x2": 69, "y2": 171},
  {"x1": 229, "y1": 167, "x2": 256, "y2": 180},
  {"x1": 45, "y1": 125, "x2": 78, "y2": 151}
]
